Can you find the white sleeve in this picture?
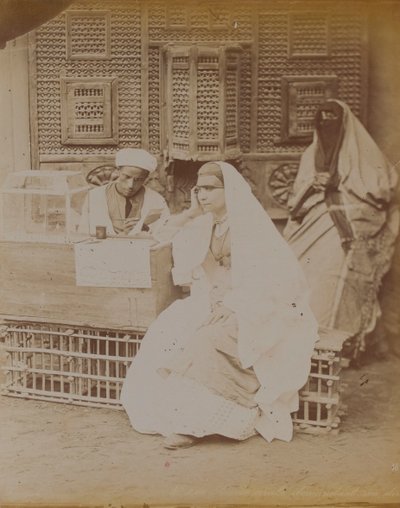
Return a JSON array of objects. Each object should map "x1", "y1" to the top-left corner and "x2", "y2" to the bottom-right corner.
[
  {"x1": 148, "y1": 193, "x2": 171, "y2": 235},
  {"x1": 77, "y1": 194, "x2": 90, "y2": 234}
]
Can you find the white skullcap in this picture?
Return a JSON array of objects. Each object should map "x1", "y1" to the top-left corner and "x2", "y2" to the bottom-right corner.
[{"x1": 115, "y1": 148, "x2": 157, "y2": 172}]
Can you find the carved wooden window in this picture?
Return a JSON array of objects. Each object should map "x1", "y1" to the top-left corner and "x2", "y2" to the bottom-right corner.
[
  {"x1": 66, "y1": 11, "x2": 111, "y2": 60},
  {"x1": 281, "y1": 76, "x2": 338, "y2": 143},
  {"x1": 165, "y1": 45, "x2": 242, "y2": 161},
  {"x1": 60, "y1": 78, "x2": 118, "y2": 146},
  {"x1": 288, "y1": 12, "x2": 331, "y2": 58}
]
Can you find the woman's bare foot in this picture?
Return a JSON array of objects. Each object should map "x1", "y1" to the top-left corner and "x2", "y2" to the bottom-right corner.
[{"x1": 163, "y1": 433, "x2": 199, "y2": 450}]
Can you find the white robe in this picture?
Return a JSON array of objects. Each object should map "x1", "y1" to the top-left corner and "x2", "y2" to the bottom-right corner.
[{"x1": 79, "y1": 185, "x2": 169, "y2": 236}]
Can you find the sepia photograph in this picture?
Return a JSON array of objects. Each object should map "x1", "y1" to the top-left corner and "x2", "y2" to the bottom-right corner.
[{"x1": 0, "y1": 0, "x2": 399, "y2": 506}]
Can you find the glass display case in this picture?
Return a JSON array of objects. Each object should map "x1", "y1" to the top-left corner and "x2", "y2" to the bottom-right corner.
[{"x1": 0, "y1": 170, "x2": 90, "y2": 243}]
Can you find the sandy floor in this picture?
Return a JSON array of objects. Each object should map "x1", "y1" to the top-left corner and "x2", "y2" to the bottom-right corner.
[{"x1": 0, "y1": 351, "x2": 399, "y2": 507}]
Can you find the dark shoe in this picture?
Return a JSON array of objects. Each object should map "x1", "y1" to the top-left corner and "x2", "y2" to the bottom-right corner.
[{"x1": 163, "y1": 433, "x2": 198, "y2": 450}]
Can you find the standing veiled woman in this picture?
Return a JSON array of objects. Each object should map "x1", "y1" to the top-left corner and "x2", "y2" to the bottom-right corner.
[
  {"x1": 121, "y1": 162, "x2": 318, "y2": 449},
  {"x1": 284, "y1": 100, "x2": 399, "y2": 360}
]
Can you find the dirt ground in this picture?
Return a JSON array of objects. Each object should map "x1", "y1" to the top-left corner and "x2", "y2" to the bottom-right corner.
[{"x1": 0, "y1": 349, "x2": 399, "y2": 507}]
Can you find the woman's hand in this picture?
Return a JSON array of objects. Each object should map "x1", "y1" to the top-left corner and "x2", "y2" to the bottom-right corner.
[
  {"x1": 185, "y1": 186, "x2": 203, "y2": 220},
  {"x1": 151, "y1": 186, "x2": 204, "y2": 244},
  {"x1": 312, "y1": 172, "x2": 331, "y2": 191},
  {"x1": 207, "y1": 303, "x2": 233, "y2": 325}
]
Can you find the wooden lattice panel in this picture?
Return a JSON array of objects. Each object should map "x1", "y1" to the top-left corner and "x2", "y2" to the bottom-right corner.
[
  {"x1": 171, "y1": 60, "x2": 190, "y2": 139},
  {"x1": 66, "y1": 11, "x2": 111, "y2": 60},
  {"x1": 33, "y1": 0, "x2": 367, "y2": 159},
  {"x1": 257, "y1": 1, "x2": 367, "y2": 152},
  {"x1": 60, "y1": 77, "x2": 118, "y2": 145},
  {"x1": 165, "y1": 44, "x2": 242, "y2": 160},
  {"x1": 197, "y1": 52, "x2": 220, "y2": 152},
  {"x1": 148, "y1": 45, "x2": 162, "y2": 153},
  {"x1": 165, "y1": 1, "x2": 190, "y2": 30},
  {"x1": 238, "y1": 45, "x2": 251, "y2": 154},
  {"x1": 226, "y1": 53, "x2": 240, "y2": 144},
  {"x1": 289, "y1": 12, "x2": 331, "y2": 58},
  {"x1": 149, "y1": 0, "x2": 253, "y2": 41},
  {"x1": 169, "y1": 50, "x2": 190, "y2": 155},
  {"x1": 208, "y1": 5, "x2": 231, "y2": 30},
  {"x1": 281, "y1": 75, "x2": 338, "y2": 142},
  {"x1": 35, "y1": 0, "x2": 141, "y2": 156},
  {"x1": 148, "y1": 0, "x2": 253, "y2": 154}
]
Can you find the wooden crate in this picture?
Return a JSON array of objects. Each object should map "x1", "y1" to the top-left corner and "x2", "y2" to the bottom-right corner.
[
  {"x1": 293, "y1": 327, "x2": 350, "y2": 435},
  {"x1": 1, "y1": 320, "x2": 142, "y2": 408},
  {"x1": 2, "y1": 321, "x2": 351, "y2": 424}
]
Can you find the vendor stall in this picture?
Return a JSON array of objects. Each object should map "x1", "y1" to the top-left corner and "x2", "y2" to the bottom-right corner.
[{"x1": 0, "y1": 171, "x2": 180, "y2": 407}]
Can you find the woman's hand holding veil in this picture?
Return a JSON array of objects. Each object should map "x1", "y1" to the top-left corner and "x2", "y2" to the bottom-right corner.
[{"x1": 185, "y1": 186, "x2": 203, "y2": 220}]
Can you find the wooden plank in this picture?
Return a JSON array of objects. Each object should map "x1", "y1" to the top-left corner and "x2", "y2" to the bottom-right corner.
[
  {"x1": 316, "y1": 326, "x2": 352, "y2": 351},
  {"x1": 241, "y1": 152, "x2": 301, "y2": 161},
  {"x1": 40, "y1": 154, "x2": 115, "y2": 163}
]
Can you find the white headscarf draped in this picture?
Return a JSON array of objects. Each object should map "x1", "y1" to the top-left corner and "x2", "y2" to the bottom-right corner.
[{"x1": 218, "y1": 162, "x2": 316, "y2": 365}]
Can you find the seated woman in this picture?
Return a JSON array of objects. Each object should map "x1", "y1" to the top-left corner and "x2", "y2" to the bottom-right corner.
[
  {"x1": 121, "y1": 162, "x2": 318, "y2": 449},
  {"x1": 284, "y1": 100, "x2": 398, "y2": 360}
]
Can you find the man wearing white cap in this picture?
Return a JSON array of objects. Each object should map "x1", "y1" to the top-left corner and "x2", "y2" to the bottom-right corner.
[{"x1": 80, "y1": 148, "x2": 169, "y2": 236}]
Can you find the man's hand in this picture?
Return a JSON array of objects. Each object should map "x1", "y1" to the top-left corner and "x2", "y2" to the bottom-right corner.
[{"x1": 120, "y1": 217, "x2": 140, "y2": 234}]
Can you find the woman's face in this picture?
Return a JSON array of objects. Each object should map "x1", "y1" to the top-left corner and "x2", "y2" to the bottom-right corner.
[{"x1": 196, "y1": 185, "x2": 226, "y2": 217}]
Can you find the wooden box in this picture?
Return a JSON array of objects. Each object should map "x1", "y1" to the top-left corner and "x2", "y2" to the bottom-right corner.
[{"x1": 0, "y1": 240, "x2": 180, "y2": 330}]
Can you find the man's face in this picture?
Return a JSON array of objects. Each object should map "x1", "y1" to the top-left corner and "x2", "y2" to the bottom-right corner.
[{"x1": 115, "y1": 166, "x2": 148, "y2": 198}]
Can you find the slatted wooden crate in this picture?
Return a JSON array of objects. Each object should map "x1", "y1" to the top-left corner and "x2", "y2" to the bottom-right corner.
[
  {"x1": 1, "y1": 320, "x2": 144, "y2": 408},
  {"x1": 2, "y1": 321, "x2": 349, "y2": 434},
  {"x1": 293, "y1": 327, "x2": 350, "y2": 434}
]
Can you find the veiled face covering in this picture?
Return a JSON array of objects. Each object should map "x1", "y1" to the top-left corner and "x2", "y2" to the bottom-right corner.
[{"x1": 315, "y1": 101, "x2": 344, "y2": 172}]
